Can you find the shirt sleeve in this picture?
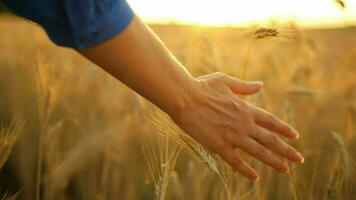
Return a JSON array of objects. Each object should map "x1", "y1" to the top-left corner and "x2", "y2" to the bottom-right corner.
[{"x1": 1, "y1": 0, "x2": 134, "y2": 49}]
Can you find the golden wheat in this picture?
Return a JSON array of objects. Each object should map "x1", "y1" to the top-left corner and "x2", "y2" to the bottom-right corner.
[
  {"x1": 0, "y1": 16, "x2": 354, "y2": 200},
  {"x1": 325, "y1": 132, "x2": 356, "y2": 200},
  {"x1": 253, "y1": 28, "x2": 279, "y2": 40},
  {"x1": 0, "y1": 119, "x2": 24, "y2": 169},
  {"x1": 150, "y1": 112, "x2": 233, "y2": 199},
  {"x1": 141, "y1": 127, "x2": 180, "y2": 200},
  {"x1": 1, "y1": 191, "x2": 19, "y2": 200}
]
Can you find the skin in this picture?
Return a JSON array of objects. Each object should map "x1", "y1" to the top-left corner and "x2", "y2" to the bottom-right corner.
[{"x1": 79, "y1": 15, "x2": 305, "y2": 181}]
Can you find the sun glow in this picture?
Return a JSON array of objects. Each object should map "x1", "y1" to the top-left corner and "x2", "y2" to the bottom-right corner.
[{"x1": 128, "y1": 0, "x2": 356, "y2": 27}]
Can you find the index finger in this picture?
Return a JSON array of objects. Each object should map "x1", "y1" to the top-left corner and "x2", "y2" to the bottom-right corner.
[{"x1": 251, "y1": 106, "x2": 299, "y2": 139}]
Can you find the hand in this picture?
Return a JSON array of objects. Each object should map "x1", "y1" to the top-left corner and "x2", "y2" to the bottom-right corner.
[{"x1": 171, "y1": 72, "x2": 304, "y2": 181}]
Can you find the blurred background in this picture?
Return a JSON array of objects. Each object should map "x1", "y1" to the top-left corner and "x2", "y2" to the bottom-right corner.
[
  {"x1": 0, "y1": 0, "x2": 355, "y2": 199},
  {"x1": 128, "y1": 0, "x2": 356, "y2": 27}
]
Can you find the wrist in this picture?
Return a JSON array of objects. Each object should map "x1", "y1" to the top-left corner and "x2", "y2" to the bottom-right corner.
[
  {"x1": 163, "y1": 74, "x2": 199, "y2": 119},
  {"x1": 165, "y1": 75, "x2": 205, "y2": 122}
]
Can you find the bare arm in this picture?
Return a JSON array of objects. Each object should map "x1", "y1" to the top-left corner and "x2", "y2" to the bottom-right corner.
[
  {"x1": 79, "y1": 16, "x2": 196, "y2": 116},
  {"x1": 79, "y1": 16, "x2": 304, "y2": 180}
]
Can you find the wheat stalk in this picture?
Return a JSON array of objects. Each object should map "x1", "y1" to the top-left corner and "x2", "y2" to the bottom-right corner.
[
  {"x1": 325, "y1": 131, "x2": 355, "y2": 200},
  {"x1": 335, "y1": 0, "x2": 346, "y2": 9},
  {"x1": 1, "y1": 191, "x2": 19, "y2": 200},
  {"x1": 150, "y1": 114, "x2": 220, "y2": 173},
  {"x1": 150, "y1": 112, "x2": 232, "y2": 199},
  {"x1": 0, "y1": 119, "x2": 25, "y2": 169},
  {"x1": 170, "y1": 171, "x2": 185, "y2": 200},
  {"x1": 253, "y1": 28, "x2": 278, "y2": 40},
  {"x1": 242, "y1": 27, "x2": 279, "y2": 79},
  {"x1": 242, "y1": 26, "x2": 301, "y2": 79},
  {"x1": 141, "y1": 129, "x2": 180, "y2": 200},
  {"x1": 34, "y1": 54, "x2": 60, "y2": 200}
]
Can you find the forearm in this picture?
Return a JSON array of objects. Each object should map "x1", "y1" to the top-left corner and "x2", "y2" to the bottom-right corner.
[{"x1": 79, "y1": 16, "x2": 196, "y2": 116}]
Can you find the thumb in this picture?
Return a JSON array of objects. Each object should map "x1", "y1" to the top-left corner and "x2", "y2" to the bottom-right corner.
[{"x1": 224, "y1": 76, "x2": 263, "y2": 95}]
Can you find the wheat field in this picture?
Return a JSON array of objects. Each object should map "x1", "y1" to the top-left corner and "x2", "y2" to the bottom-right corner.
[{"x1": 0, "y1": 14, "x2": 355, "y2": 200}]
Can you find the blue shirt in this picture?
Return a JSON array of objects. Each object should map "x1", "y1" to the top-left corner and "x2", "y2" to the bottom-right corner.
[{"x1": 0, "y1": 0, "x2": 134, "y2": 49}]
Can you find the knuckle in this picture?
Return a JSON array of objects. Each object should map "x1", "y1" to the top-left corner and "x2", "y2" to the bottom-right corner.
[
  {"x1": 254, "y1": 146, "x2": 267, "y2": 157},
  {"x1": 285, "y1": 146, "x2": 296, "y2": 156},
  {"x1": 244, "y1": 105, "x2": 255, "y2": 118},
  {"x1": 284, "y1": 126, "x2": 293, "y2": 134},
  {"x1": 216, "y1": 139, "x2": 230, "y2": 149},
  {"x1": 210, "y1": 77, "x2": 225, "y2": 86},
  {"x1": 235, "y1": 103, "x2": 254, "y2": 119},
  {"x1": 264, "y1": 112, "x2": 277, "y2": 123},
  {"x1": 239, "y1": 103, "x2": 250, "y2": 113},
  {"x1": 267, "y1": 134, "x2": 279, "y2": 145},
  {"x1": 275, "y1": 161, "x2": 285, "y2": 170},
  {"x1": 276, "y1": 120, "x2": 287, "y2": 128},
  {"x1": 278, "y1": 121, "x2": 290, "y2": 132},
  {"x1": 264, "y1": 118, "x2": 274, "y2": 127},
  {"x1": 234, "y1": 163, "x2": 246, "y2": 174},
  {"x1": 268, "y1": 155, "x2": 280, "y2": 165},
  {"x1": 230, "y1": 158, "x2": 241, "y2": 169}
]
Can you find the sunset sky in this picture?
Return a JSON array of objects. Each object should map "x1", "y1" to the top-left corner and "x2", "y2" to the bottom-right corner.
[{"x1": 128, "y1": 0, "x2": 356, "y2": 28}]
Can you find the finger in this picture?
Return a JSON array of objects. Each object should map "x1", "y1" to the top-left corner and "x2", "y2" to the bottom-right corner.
[
  {"x1": 251, "y1": 126, "x2": 304, "y2": 163},
  {"x1": 237, "y1": 137, "x2": 289, "y2": 173},
  {"x1": 215, "y1": 143, "x2": 259, "y2": 180},
  {"x1": 223, "y1": 75, "x2": 263, "y2": 95},
  {"x1": 252, "y1": 106, "x2": 299, "y2": 139}
]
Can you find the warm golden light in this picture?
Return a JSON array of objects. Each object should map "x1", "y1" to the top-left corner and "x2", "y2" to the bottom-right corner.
[{"x1": 128, "y1": 0, "x2": 356, "y2": 27}]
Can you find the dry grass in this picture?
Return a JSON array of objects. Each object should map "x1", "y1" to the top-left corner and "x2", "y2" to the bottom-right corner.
[
  {"x1": 0, "y1": 120, "x2": 24, "y2": 169},
  {"x1": 0, "y1": 14, "x2": 355, "y2": 199},
  {"x1": 1, "y1": 191, "x2": 19, "y2": 200}
]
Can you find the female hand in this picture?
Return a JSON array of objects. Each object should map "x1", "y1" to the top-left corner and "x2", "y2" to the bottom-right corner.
[{"x1": 171, "y1": 72, "x2": 304, "y2": 180}]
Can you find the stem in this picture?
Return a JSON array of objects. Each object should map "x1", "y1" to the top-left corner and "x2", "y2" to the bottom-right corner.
[
  {"x1": 217, "y1": 173, "x2": 231, "y2": 200},
  {"x1": 36, "y1": 90, "x2": 50, "y2": 200},
  {"x1": 35, "y1": 118, "x2": 46, "y2": 200},
  {"x1": 288, "y1": 164, "x2": 299, "y2": 200}
]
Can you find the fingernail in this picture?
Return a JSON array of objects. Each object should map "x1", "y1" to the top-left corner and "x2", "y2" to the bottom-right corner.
[
  {"x1": 282, "y1": 164, "x2": 289, "y2": 173},
  {"x1": 295, "y1": 152, "x2": 305, "y2": 163},
  {"x1": 251, "y1": 81, "x2": 264, "y2": 87},
  {"x1": 300, "y1": 156, "x2": 305, "y2": 163},
  {"x1": 252, "y1": 174, "x2": 260, "y2": 181},
  {"x1": 291, "y1": 128, "x2": 300, "y2": 139}
]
